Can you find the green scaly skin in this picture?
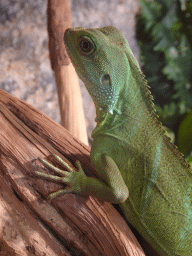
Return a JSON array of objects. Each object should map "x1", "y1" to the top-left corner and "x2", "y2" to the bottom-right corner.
[{"x1": 36, "y1": 27, "x2": 192, "y2": 256}]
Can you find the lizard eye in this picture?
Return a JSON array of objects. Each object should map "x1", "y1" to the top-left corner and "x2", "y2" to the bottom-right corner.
[{"x1": 78, "y1": 36, "x2": 95, "y2": 55}]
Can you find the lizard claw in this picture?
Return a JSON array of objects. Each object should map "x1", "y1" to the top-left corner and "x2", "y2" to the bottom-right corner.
[{"x1": 36, "y1": 155, "x2": 87, "y2": 199}]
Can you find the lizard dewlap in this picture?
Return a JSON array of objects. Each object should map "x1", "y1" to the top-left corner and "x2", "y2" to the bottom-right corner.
[{"x1": 37, "y1": 26, "x2": 192, "y2": 256}]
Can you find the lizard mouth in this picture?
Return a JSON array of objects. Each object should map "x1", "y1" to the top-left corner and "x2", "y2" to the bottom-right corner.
[
  {"x1": 64, "y1": 28, "x2": 80, "y2": 71},
  {"x1": 64, "y1": 28, "x2": 71, "y2": 42}
]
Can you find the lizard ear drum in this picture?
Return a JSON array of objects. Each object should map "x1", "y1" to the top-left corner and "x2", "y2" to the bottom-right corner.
[{"x1": 102, "y1": 74, "x2": 112, "y2": 87}]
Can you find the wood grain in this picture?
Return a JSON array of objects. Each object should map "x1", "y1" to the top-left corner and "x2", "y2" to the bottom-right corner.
[
  {"x1": 0, "y1": 89, "x2": 145, "y2": 256},
  {"x1": 47, "y1": 0, "x2": 88, "y2": 144}
]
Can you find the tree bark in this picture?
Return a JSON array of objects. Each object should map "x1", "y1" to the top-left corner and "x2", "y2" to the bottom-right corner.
[
  {"x1": 47, "y1": 0, "x2": 88, "y2": 145},
  {"x1": 0, "y1": 89, "x2": 145, "y2": 255}
]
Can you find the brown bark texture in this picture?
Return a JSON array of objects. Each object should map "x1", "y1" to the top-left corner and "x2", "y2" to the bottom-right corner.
[
  {"x1": 47, "y1": 0, "x2": 72, "y2": 68},
  {"x1": 0, "y1": 90, "x2": 145, "y2": 256},
  {"x1": 47, "y1": 0, "x2": 88, "y2": 145}
]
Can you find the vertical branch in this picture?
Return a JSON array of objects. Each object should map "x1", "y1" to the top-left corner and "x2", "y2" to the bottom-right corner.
[{"x1": 47, "y1": 0, "x2": 88, "y2": 145}]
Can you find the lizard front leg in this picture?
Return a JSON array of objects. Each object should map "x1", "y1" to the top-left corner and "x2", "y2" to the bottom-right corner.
[{"x1": 36, "y1": 154, "x2": 129, "y2": 203}]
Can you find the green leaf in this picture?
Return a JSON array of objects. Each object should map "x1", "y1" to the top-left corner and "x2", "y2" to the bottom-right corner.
[
  {"x1": 186, "y1": 155, "x2": 192, "y2": 168},
  {"x1": 177, "y1": 112, "x2": 192, "y2": 156},
  {"x1": 137, "y1": 0, "x2": 192, "y2": 130},
  {"x1": 179, "y1": 0, "x2": 187, "y2": 11}
]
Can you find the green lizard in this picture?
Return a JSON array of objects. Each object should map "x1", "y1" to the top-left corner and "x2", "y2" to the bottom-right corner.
[{"x1": 36, "y1": 26, "x2": 192, "y2": 256}]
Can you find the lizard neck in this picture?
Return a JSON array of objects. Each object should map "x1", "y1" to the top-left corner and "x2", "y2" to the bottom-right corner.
[
  {"x1": 91, "y1": 55, "x2": 190, "y2": 170},
  {"x1": 91, "y1": 45, "x2": 190, "y2": 170},
  {"x1": 92, "y1": 68, "x2": 160, "y2": 140}
]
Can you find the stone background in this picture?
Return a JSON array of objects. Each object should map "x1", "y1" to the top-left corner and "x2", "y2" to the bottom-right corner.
[{"x1": 0, "y1": 0, "x2": 139, "y2": 144}]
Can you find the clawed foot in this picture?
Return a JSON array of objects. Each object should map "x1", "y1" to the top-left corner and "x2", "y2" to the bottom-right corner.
[{"x1": 36, "y1": 155, "x2": 86, "y2": 199}]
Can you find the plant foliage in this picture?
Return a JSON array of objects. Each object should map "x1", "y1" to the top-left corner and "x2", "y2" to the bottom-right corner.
[{"x1": 137, "y1": 0, "x2": 192, "y2": 131}]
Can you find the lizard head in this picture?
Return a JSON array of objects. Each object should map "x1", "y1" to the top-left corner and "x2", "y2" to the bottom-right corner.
[{"x1": 64, "y1": 26, "x2": 130, "y2": 115}]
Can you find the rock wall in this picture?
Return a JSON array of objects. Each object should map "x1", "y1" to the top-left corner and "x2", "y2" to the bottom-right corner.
[{"x1": 0, "y1": 0, "x2": 139, "y2": 142}]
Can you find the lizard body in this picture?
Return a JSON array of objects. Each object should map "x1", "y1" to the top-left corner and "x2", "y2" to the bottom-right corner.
[{"x1": 37, "y1": 27, "x2": 192, "y2": 256}]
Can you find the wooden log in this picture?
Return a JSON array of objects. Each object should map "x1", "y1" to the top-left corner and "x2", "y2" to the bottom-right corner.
[{"x1": 0, "y1": 89, "x2": 145, "y2": 256}]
